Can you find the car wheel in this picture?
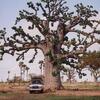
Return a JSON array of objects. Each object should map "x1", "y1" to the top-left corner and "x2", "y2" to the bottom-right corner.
[
  {"x1": 29, "y1": 91, "x2": 33, "y2": 94},
  {"x1": 40, "y1": 89, "x2": 43, "y2": 93}
]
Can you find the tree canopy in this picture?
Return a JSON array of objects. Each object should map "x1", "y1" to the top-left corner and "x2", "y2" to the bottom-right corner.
[{"x1": 0, "y1": 0, "x2": 100, "y2": 90}]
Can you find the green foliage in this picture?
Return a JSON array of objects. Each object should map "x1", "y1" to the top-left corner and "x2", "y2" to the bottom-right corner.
[
  {"x1": 45, "y1": 50, "x2": 54, "y2": 61},
  {"x1": 53, "y1": 58, "x2": 61, "y2": 67},
  {"x1": 75, "y1": 3, "x2": 98, "y2": 29},
  {"x1": 0, "y1": 29, "x2": 6, "y2": 38},
  {"x1": 82, "y1": 51, "x2": 100, "y2": 70},
  {"x1": 0, "y1": 0, "x2": 100, "y2": 84},
  {"x1": 52, "y1": 71, "x2": 58, "y2": 76},
  {"x1": 41, "y1": 0, "x2": 48, "y2": 2},
  {"x1": 71, "y1": 38, "x2": 76, "y2": 45}
]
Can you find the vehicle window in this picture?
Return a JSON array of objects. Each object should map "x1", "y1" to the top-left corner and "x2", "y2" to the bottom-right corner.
[{"x1": 32, "y1": 80, "x2": 42, "y2": 84}]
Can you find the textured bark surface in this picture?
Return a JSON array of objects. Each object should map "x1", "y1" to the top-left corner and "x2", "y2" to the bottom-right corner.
[
  {"x1": 44, "y1": 58, "x2": 56, "y2": 91},
  {"x1": 44, "y1": 58, "x2": 62, "y2": 91},
  {"x1": 43, "y1": 43, "x2": 62, "y2": 91}
]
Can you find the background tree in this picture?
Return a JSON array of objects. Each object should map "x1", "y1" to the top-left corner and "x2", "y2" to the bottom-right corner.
[
  {"x1": 25, "y1": 66, "x2": 30, "y2": 81},
  {"x1": 19, "y1": 61, "x2": 24, "y2": 81},
  {"x1": 22, "y1": 64, "x2": 27, "y2": 81},
  {"x1": 0, "y1": 0, "x2": 100, "y2": 91},
  {"x1": 19, "y1": 61, "x2": 29, "y2": 81},
  {"x1": 82, "y1": 51, "x2": 100, "y2": 82},
  {"x1": 61, "y1": 67, "x2": 76, "y2": 83},
  {"x1": 7, "y1": 70, "x2": 10, "y2": 83},
  {"x1": 13, "y1": 75, "x2": 21, "y2": 85},
  {"x1": 66, "y1": 68, "x2": 76, "y2": 83},
  {"x1": 39, "y1": 60, "x2": 44, "y2": 75}
]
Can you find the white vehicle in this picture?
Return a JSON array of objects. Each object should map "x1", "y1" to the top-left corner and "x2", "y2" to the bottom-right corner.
[{"x1": 28, "y1": 77, "x2": 44, "y2": 93}]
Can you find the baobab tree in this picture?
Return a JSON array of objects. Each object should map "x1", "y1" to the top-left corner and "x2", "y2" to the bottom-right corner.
[{"x1": 0, "y1": 0, "x2": 100, "y2": 91}]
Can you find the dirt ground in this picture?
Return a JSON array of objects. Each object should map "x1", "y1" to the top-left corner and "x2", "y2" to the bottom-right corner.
[
  {"x1": 54, "y1": 90, "x2": 100, "y2": 96},
  {"x1": 0, "y1": 89, "x2": 100, "y2": 100},
  {"x1": 0, "y1": 85, "x2": 100, "y2": 96},
  {"x1": 0, "y1": 83, "x2": 100, "y2": 100}
]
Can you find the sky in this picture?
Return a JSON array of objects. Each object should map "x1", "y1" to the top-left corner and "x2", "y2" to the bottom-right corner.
[{"x1": 0, "y1": 0, "x2": 100, "y2": 82}]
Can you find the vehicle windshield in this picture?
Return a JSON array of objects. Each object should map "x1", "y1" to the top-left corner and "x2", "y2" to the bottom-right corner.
[{"x1": 32, "y1": 79, "x2": 43, "y2": 84}]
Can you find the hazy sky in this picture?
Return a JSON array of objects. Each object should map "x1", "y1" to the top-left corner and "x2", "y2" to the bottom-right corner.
[{"x1": 0, "y1": 0, "x2": 100, "y2": 81}]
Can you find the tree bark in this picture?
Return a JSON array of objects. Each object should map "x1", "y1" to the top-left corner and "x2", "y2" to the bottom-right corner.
[
  {"x1": 42, "y1": 40, "x2": 63, "y2": 91},
  {"x1": 44, "y1": 56, "x2": 62, "y2": 91},
  {"x1": 93, "y1": 74, "x2": 98, "y2": 82}
]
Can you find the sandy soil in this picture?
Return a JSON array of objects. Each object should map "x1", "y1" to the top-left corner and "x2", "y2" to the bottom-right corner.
[{"x1": 0, "y1": 83, "x2": 100, "y2": 97}]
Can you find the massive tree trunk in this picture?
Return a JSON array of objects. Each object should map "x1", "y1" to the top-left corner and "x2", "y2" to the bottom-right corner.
[
  {"x1": 93, "y1": 74, "x2": 98, "y2": 82},
  {"x1": 43, "y1": 43, "x2": 62, "y2": 91},
  {"x1": 44, "y1": 57, "x2": 56, "y2": 91},
  {"x1": 44, "y1": 57, "x2": 62, "y2": 91}
]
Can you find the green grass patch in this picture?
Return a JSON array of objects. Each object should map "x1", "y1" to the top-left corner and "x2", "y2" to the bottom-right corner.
[
  {"x1": 46, "y1": 95, "x2": 100, "y2": 100},
  {"x1": 0, "y1": 93, "x2": 100, "y2": 100}
]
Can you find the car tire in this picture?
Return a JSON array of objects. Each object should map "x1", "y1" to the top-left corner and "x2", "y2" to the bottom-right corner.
[
  {"x1": 29, "y1": 91, "x2": 33, "y2": 94},
  {"x1": 40, "y1": 89, "x2": 43, "y2": 93}
]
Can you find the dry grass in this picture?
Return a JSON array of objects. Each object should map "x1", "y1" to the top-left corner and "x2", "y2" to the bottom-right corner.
[
  {"x1": 63, "y1": 82, "x2": 100, "y2": 90},
  {"x1": 0, "y1": 82, "x2": 100, "y2": 100}
]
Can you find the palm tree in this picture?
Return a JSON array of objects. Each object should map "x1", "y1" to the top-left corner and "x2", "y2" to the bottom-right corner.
[
  {"x1": 39, "y1": 60, "x2": 44, "y2": 75},
  {"x1": 22, "y1": 64, "x2": 27, "y2": 81},
  {"x1": 7, "y1": 71, "x2": 10, "y2": 82},
  {"x1": 25, "y1": 66, "x2": 30, "y2": 81},
  {"x1": 19, "y1": 61, "x2": 24, "y2": 81}
]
